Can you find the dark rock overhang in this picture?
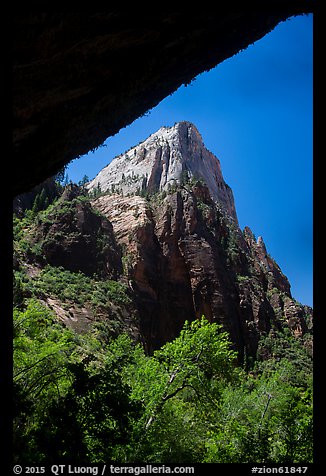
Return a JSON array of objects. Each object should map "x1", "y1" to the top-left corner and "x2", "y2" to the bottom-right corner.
[{"x1": 13, "y1": 7, "x2": 312, "y2": 197}]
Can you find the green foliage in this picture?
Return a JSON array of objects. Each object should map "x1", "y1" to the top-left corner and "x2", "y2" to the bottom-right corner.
[
  {"x1": 13, "y1": 212, "x2": 35, "y2": 242},
  {"x1": 13, "y1": 299, "x2": 136, "y2": 463},
  {"x1": 54, "y1": 165, "x2": 68, "y2": 185},
  {"x1": 204, "y1": 361, "x2": 313, "y2": 463},
  {"x1": 78, "y1": 175, "x2": 89, "y2": 187},
  {"x1": 31, "y1": 188, "x2": 50, "y2": 213},
  {"x1": 36, "y1": 337, "x2": 141, "y2": 463},
  {"x1": 13, "y1": 175, "x2": 313, "y2": 464},
  {"x1": 13, "y1": 306, "x2": 313, "y2": 464},
  {"x1": 122, "y1": 317, "x2": 240, "y2": 462},
  {"x1": 13, "y1": 299, "x2": 76, "y2": 461},
  {"x1": 219, "y1": 219, "x2": 243, "y2": 268},
  {"x1": 39, "y1": 196, "x2": 79, "y2": 221},
  {"x1": 202, "y1": 329, "x2": 313, "y2": 463},
  {"x1": 88, "y1": 183, "x2": 103, "y2": 199},
  {"x1": 13, "y1": 273, "x2": 25, "y2": 308},
  {"x1": 180, "y1": 169, "x2": 190, "y2": 186},
  {"x1": 196, "y1": 199, "x2": 211, "y2": 220},
  {"x1": 22, "y1": 265, "x2": 131, "y2": 308},
  {"x1": 255, "y1": 329, "x2": 313, "y2": 387}
]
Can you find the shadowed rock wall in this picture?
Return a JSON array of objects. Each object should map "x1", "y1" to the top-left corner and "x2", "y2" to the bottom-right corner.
[{"x1": 13, "y1": 8, "x2": 311, "y2": 196}]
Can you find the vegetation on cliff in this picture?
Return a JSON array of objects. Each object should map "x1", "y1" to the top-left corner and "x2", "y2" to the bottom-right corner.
[{"x1": 12, "y1": 182, "x2": 313, "y2": 463}]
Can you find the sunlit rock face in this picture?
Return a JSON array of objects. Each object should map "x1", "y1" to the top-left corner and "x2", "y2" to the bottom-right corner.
[
  {"x1": 87, "y1": 121, "x2": 238, "y2": 222},
  {"x1": 14, "y1": 119, "x2": 312, "y2": 358}
]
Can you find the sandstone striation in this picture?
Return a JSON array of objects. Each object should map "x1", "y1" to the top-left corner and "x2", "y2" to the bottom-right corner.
[
  {"x1": 86, "y1": 122, "x2": 312, "y2": 357},
  {"x1": 92, "y1": 180, "x2": 312, "y2": 358},
  {"x1": 88, "y1": 122, "x2": 238, "y2": 221},
  {"x1": 14, "y1": 122, "x2": 312, "y2": 361}
]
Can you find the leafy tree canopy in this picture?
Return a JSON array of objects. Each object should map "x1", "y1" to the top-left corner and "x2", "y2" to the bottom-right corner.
[{"x1": 13, "y1": 301, "x2": 313, "y2": 464}]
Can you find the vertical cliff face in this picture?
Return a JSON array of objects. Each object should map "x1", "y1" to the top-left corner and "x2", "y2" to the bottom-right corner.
[
  {"x1": 92, "y1": 183, "x2": 311, "y2": 359},
  {"x1": 15, "y1": 122, "x2": 312, "y2": 359},
  {"x1": 87, "y1": 121, "x2": 238, "y2": 222},
  {"x1": 87, "y1": 121, "x2": 312, "y2": 357}
]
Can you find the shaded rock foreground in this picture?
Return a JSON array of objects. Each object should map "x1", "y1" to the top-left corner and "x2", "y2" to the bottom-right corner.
[{"x1": 13, "y1": 9, "x2": 312, "y2": 196}]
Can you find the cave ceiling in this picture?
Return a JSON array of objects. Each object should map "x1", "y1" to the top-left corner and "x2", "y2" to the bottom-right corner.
[{"x1": 13, "y1": 8, "x2": 312, "y2": 197}]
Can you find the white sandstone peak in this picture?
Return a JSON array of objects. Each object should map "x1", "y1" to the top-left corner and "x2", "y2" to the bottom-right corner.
[{"x1": 87, "y1": 122, "x2": 238, "y2": 221}]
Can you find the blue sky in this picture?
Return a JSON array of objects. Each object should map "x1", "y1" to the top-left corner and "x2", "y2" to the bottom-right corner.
[{"x1": 67, "y1": 14, "x2": 313, "y2": 307}]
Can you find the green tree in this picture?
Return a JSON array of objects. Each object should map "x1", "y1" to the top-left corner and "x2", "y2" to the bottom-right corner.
[
  {"x1": 31, "y1": 193, "x2": 41, "y2": 214},
  {"x1": 13, "y1": 273, "x2": 24, "y2": 308},
  {"x1": 31, "y1": 188, "x2": 50, "y2": 214},
  {"x1": 203, "y1": 359, "x2": 313, "y2": 463},
  {"x1": 123, "y1": 317, "x2": 240, "y2": 462},
  {"x1": 13, "y1": 302, "x2": 313, "y2": 464},
  {"x1": 54, "y1": 165, "x2": 67, "y2": 184},
  {"x1": 33, "y1": 336, "x2": 141, "y2": 463},
  {"x1": 13, "y1": 299, "x2": 76, "y2": 462},
  {"x1": 78, "y1": 175, "x2": 89, "y2": 187},
  {"x1": 13, "y1": 300, "x2": 140, "y2": 463}
]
